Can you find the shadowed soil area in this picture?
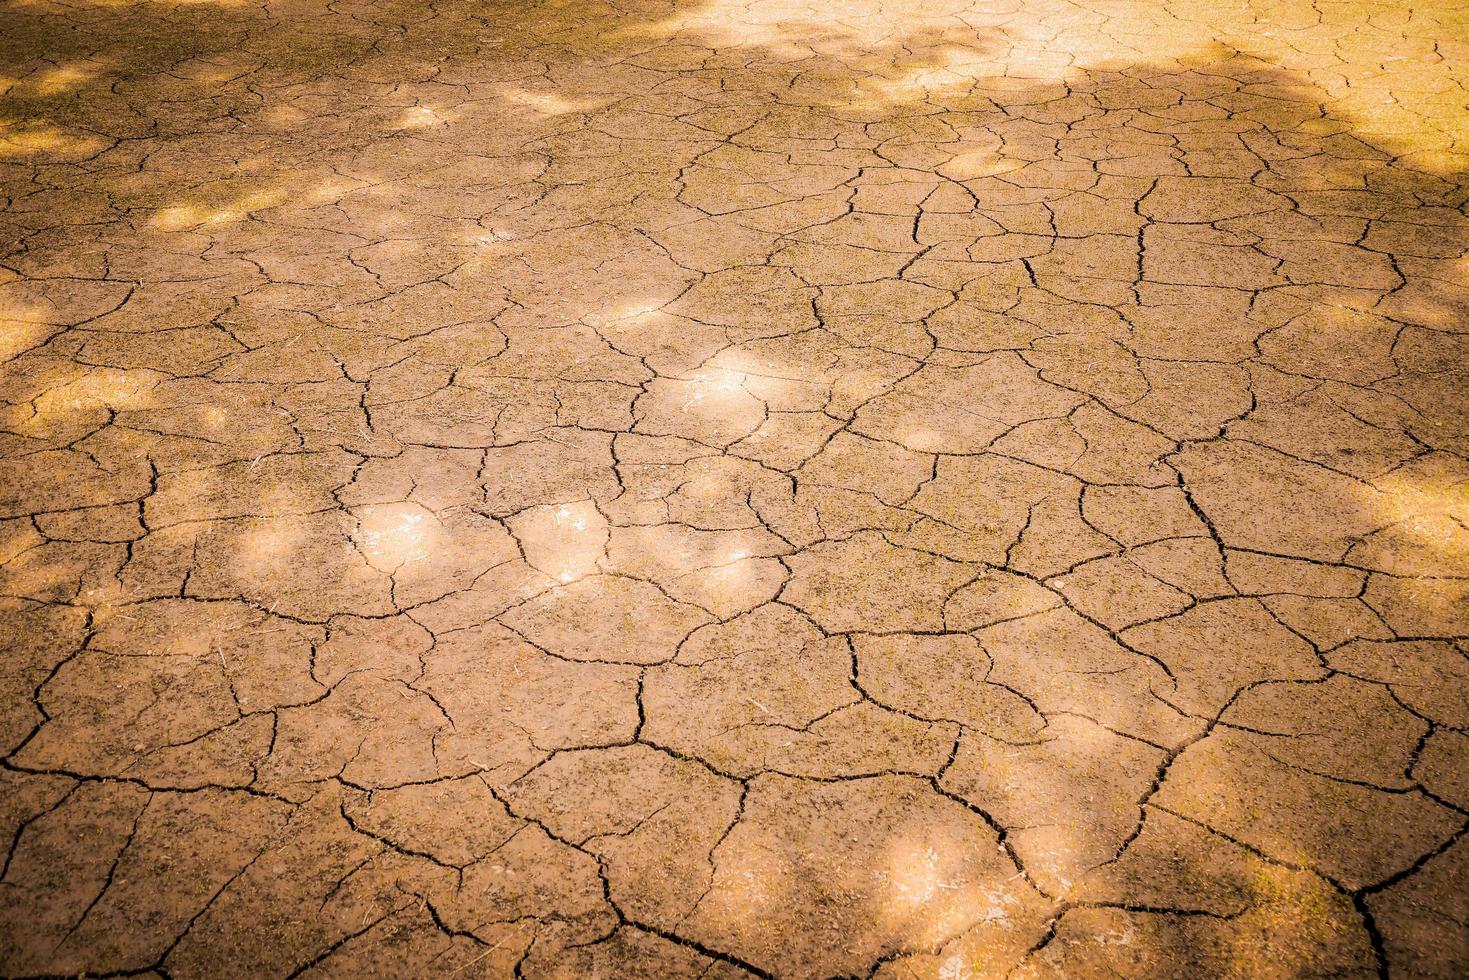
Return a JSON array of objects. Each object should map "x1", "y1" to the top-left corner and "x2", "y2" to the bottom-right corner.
[{"x1": 1, "y1": 0, "x2": 1467, "y2": 976}]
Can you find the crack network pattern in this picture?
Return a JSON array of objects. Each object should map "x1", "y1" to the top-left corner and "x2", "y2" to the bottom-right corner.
[{"x1": 0, "y1": 0, "x2": 1467, "y2": 976}]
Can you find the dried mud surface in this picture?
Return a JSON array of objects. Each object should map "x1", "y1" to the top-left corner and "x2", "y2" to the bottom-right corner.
[{"x1": 1, "y1": 0, "x2": 1467, "y2": 976}]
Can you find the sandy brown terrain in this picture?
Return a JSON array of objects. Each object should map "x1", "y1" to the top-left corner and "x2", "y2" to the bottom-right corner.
[{"x1": 1, "y1": 0, "x2": 1467, "y2": 976}]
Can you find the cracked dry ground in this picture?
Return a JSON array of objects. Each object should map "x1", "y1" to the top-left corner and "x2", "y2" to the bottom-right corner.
[{"x1": 3, "y1": 0, "x2": 1469, "y2": 977}]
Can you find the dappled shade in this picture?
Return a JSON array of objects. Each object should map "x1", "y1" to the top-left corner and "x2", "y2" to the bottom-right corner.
[{"x1": 1, "y1": 0, "x2": 1467, "y2": 977}]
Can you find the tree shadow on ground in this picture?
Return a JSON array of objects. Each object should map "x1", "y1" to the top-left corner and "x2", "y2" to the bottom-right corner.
[{"x1": 0, "y1": 0, "x2": 1466, "y2": 977}]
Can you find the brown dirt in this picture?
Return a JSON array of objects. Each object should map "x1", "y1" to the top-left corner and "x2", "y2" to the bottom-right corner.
[{"x1": 1, "y1": 0, "x2": 1466, "y2": 976}]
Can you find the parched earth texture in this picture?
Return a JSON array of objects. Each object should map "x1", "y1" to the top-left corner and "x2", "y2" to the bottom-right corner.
[{"x1": 1, "y1": 0, "x2": 1467, "y2": 977}]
